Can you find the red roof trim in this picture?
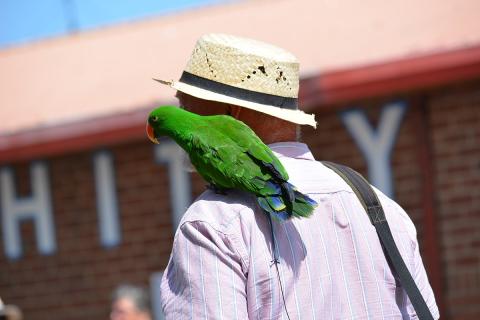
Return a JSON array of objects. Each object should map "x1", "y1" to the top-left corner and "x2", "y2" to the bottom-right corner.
[
  {"x1": 300, "y1": 45, "x2": 480, "y2": 108},
  {"x1": 0, "y1": 108, "x2": 149, "y2": 164},
  {"x1": 1, "y1": 45, "x2": 480, "y2": 164}
]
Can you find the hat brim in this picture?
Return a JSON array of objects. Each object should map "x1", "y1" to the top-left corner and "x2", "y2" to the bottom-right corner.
[{"x1": 158, "y1": 79, "x2": 316, "y2": 128}]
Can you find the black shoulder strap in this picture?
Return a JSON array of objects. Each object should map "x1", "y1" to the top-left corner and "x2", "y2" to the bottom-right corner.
[{"x1": 322, "y1": 161, "x2": 434, "y2": 320}]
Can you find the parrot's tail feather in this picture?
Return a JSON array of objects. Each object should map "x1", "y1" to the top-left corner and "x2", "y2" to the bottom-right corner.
[
  {"x1": 257, "y1": 197, "x2": 291, "y2": 221},
  {"x1": 266, "y1": 195, "x2": 287, "y2": 211},
  {"x1": 257, "y1": 157, "x2": 284, "y2": 182},
  {"x1": 293, "y1": 190, "x2": 317, "y2": 207},
  {"x1": 276, "y1": 210, "x2": 290, "y2": 221},
  {"x1": 281, "y1": 182, "x2": 295, "y2": 205},
  {"x1": 257, "y1": 187, "x2": 317, "y2": 221},
  {"x1": 264, "y1": 180, "x2": 281, "y2": 194},
  {"x1": 258, "y1": 197, "x2": 271, "y2": 212},
  {"x1": 292, "y1": 189, "x2": 318, "y2": 218}
]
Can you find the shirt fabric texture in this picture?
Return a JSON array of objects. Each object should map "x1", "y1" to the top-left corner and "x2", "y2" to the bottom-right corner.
[{"x1": 160, "y1": 142, "x2": 439, "y2": 319}]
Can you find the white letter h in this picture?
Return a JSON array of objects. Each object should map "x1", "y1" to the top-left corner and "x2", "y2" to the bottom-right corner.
[{"x1": 0, "y1": 162, "x2": 56, "y2": 259}]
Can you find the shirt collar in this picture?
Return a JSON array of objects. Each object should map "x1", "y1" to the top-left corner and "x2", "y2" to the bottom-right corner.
[{"x1": 268, "y1": 142, "x2": 316, "y2": 161}]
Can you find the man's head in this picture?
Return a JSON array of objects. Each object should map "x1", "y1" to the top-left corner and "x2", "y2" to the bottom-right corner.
[
  {"x1": 110, "y1": 284, "x2": 151, "y2": 320},
  {"x1": 155, "y1": 33, "x2": 316, "y2": 143},
  {"x1": 176, "y1": 91, "x2": 298, "y2": 144}
]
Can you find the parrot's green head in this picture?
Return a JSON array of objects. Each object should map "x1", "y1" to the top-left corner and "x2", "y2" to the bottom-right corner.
[{"x1": 146, "y1": 105, "x2": 190, "y2": 144}]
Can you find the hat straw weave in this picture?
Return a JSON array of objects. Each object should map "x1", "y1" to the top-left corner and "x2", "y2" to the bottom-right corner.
[{"x1": 156, "y1": 33, "x2": 316, "y2": 127}]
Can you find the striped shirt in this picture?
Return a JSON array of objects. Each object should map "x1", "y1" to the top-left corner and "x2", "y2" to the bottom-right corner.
[{"x1": 160, "y1": 142, "x2": 439, "y2": 319}]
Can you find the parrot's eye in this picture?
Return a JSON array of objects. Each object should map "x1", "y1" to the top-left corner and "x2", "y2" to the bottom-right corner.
[{"x1": 151, "y1": 116, "x2": 159, "y2": 123}]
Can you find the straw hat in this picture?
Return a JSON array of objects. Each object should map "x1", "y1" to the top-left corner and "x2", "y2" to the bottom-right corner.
[{"x1": 155, "y1": 33, "x2": 316, "y2": 128}]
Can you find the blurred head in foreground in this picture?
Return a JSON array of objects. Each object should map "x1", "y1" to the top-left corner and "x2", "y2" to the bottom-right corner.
[
  {"x1": 0, "y1": 298, "x2": 22, "y2": 320},
  {"x1": 110, "y1": 284, "x2": 151, "y2": 320}
]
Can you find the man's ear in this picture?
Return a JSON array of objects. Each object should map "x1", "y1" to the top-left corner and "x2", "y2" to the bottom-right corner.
[
  {"x1": 227, "y1": 105, "x2": 242, "y2": 119},
  {"x1": 175, "y1": 91, "x2": 183, "y2": 103}
]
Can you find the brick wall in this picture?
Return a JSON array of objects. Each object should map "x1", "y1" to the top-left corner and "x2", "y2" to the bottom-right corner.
[
  {"x1": 428, "y1": 84, "x2": 480, "y2": 319},
  {"x1": 0, "y1": 141, "x2": 205, "y2": 319},
  {"x1": 301, "y1": 81, "x2": 480, "y2": 319},
  {"x1": 0, "y1": 81, "x2": 479, "y2": 319},
  {"x1": 302, "y1": 98, "x2": 426, "y2": 235}
]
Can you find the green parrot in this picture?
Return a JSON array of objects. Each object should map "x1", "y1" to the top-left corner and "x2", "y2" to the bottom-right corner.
[{"x1": 146, "y1": 105, "x2": 317, "y2": 221}]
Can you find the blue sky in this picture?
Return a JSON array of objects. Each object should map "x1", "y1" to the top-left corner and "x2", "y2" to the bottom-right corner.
[{"x1": 0, "y1": 0, "x2": 231, "y2": 48}]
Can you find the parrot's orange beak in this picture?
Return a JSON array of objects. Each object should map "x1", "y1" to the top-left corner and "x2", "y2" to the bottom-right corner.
[{"x1": 146, "y1": 122, "x2": 159, "y2": 144}]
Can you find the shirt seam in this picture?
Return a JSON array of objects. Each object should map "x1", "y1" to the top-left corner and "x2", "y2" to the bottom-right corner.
[{"x1": 179, "y1": 214, "x2": 250, "y2": 272}]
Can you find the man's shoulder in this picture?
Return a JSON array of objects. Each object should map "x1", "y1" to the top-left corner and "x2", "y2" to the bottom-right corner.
[
  {"x1": 281, "y1": 157, "x2": 358, "y2": 194},
  {"x1": 372, "y1": 187, "x2": 418, "y2": 238},
  {"x1": 180, "y1": 189, "x2": 258, "y2": 233}
]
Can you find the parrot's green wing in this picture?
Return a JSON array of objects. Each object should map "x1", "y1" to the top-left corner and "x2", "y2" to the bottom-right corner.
[
  {"x1": 206, "y1": 115, "x2": 289, "y2": 181},
  {"x1": 183, "y1": 123, "x2": 273, "y2": 194},
  {"x1": 182, "y1": 121, "x2": 316, "y2": 221}
]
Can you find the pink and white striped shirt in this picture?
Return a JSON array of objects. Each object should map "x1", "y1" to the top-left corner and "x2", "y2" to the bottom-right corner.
[{"x1": 160, "y1": 142, "x2": 439, "y2": 319}]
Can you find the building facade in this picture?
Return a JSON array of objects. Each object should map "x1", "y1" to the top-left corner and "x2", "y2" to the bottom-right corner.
[{"x1": 1, "y1": 1, "x2": 480, "y2": 319}]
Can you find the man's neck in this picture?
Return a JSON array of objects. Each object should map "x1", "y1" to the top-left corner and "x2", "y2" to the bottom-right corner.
[{"x1": 254, "y1": 129, "x2": 297, "y2": 145}]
